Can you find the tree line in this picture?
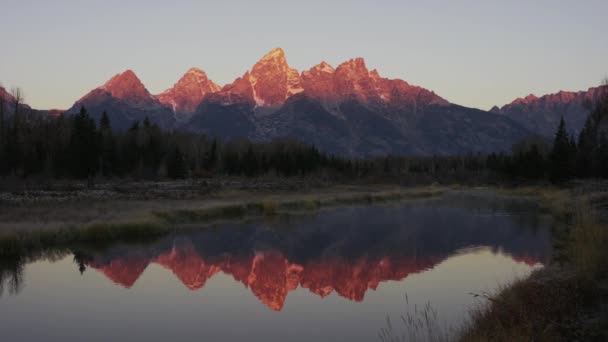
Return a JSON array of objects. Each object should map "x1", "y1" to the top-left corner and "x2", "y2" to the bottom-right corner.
[
  {"x1": 0, "y1": 88, "x2": 607, "y2": 186},
  {"x1": 486, "y1": 94, "x2": 608, "y2": 183},
  {"x1": 0, "y1": 103, "x2": 348, "y2": 183}
]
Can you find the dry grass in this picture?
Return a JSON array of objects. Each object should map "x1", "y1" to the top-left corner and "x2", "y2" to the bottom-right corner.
[
  {"x1": 0, "y1": 221, "x2": 167, "y2": 257},
  {"x1": 459, "y1": 186, "x2": 608, "y2": 342},
  {"x1": 151, "y1": 188, "x2": 444, "y2": 225},
  {"x1": 379, "y1": 296, "x2": 453, "y2": 342},
  {"x1": 497, "y1": 186, "x2": 573, "y2": 219},
  {"x1": 459, "y1": 270, "x2": 589, "y2": 342},
  {"x1": 0, "y1": 186, "x2": 446, "y2": 256},
  {"x1": 568, "y1": 200, "x2": 608, "y2": 281}
]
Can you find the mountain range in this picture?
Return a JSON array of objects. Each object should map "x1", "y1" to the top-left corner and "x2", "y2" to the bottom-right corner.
[
  {"x1": 492, "y1": 86, "x2": 608, "y2": 137},
  {"x1": 4, "y1": 48, "x2": 605, "y2": 156}
]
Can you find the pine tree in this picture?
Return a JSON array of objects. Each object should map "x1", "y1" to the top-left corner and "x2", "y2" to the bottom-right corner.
[
  {"x1": 0, "y1": 96, "x2": 4, "y2": 146},
  {"x1": 577, "y1": 117, "x2": 595, "y2": 177},
  {"x1": 167, "y1": 146, "x2": 186, "y2": 179},
  {"x1": 0, "y1": 97, "x2": 5, "y2": 174},
  {"x1": 242, "y1": 144, "x2": 258, "y2": 177},
  {"x1": 599, "y1": 133, "x2": 608, "y2": 177},
  {"x1": 69, "y1": 106, "x2": 99, "y2": 184},
  {"x1": 522, "y1": 144, "x2": 545, "y2": 179},
  {"x1": 99, "y1": 112, "x2": 117, "y2": 177},
  {"x1": 206, "y1": 139, "x2": 218, "y2": 172},
  {"x1": 549, "y1": 117, "x2": 574, "y2": 183},
  {"x1": 100, "y1": 111, "x2": 111, "y2": 131}
]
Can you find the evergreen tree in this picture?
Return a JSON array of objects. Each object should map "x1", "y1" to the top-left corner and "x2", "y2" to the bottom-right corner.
[
  {"x1": 206, "y1": 139, "x2": 219, "y2": 172},
  {"x1": 0, "y1": 96, "x2": 4, "y2": 146},
  {"x1": 100, "y1": 111, "x2": 111, "y2": 131},
  {"x1": 99, "y1": 112, "x2": 117, "y2": 177},
  {"x1": 577, "y1": 117, "x2": 595, "y2": 177},
  {"x1": 167, "y1": 146, "x2": 186, "y2": 179},
  {"x1": 549, "y1": 117, "x2": 574, "y2": 183},
  {"x1": 0, "y1": 97, "x2": 5, "y2": 174},
  {"x1": 598, "y1": 132, "x2": 608, "y2": 178},
  {"x1": 122, "y1": 121, "x2": 141, "y2": 174},
  {"x1": 69, "y1": 106, "x2": 99, "y2": 184},
  {"x1": 242, "y1": 144, "x2": 258, "y2": 177}
]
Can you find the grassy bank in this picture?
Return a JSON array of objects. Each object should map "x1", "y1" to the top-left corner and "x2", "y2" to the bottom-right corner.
[
  {"x1": 459, "y1": 186, "x2": 608, "y2": 341},
  {"x1": 153, "y1": 187, "x2": 441, "y2": 224},
  {"x1": 0, "y1": 186, "x2": 444, "y2": 256}
]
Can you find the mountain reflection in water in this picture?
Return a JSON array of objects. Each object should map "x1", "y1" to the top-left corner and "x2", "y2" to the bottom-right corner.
[
  {"x1": 1, "y1": 192, "x2": 551, "y2": 314},
  {"x1": 0, "y1": 193, "x2": 555, "y2": 342}
]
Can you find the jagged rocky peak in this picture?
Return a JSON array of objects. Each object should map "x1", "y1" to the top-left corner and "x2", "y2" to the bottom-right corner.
[
  {"x1": 511, "y1": 94, "x2": 539, "y2": 106},
  {"x1": 257, "y1": 47, "x2": 288, "y2": 64},
  {"x1": 209, "y1": 47, "x2": 304, "y2": 107},
  {"x1": 299, "y1": 58, "x2": 447, "y2": 106},
  {"x1": 337, "y1": 57, "x2": 369, "y2": 73},
  {"x1": 156, "y1": 67, "x2": 221, "y2": 114},
  {"x1": 300, "y1": 61, "x2": 337, "y2": 102},
  {"x1": 496, "y1": 85, "x2": 608, "y2": 136},
  {"x1": 314, "y1": 61, "x2": 335, "y2": 74},
  {"x1": 333, "y1": 57, "x2": 379, "y2": 102},
  {"x1": 100, "y1": 69, "x2": 152, "y2": 101},
  {"x1": 248, "y1": 47, "x2": 303, "y2": 106}
]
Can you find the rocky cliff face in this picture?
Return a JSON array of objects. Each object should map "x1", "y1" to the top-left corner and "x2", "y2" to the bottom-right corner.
[
  {"x1": 60, "y1": 48, "x2": 540, "y2": 155},
  {"x1": 156, "y1": 68, "x2": 220, "y2": 119},
  {"x1": 208, "y1": 48, "x2": 303, "y2": 107},
  {"x1": 186, "y1": 49, "x2": 529, "y2": 156},
  {"x1": 66, "y1": 70, "x2": 175, "y2": 130},
  {"x1": 98, "y1": 70, "x2": 156, "y2": 105},
  {"x1": 495, "y1": 86, "x2": 608, "y2": 136}
]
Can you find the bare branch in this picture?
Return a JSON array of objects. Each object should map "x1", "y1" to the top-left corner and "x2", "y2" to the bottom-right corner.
[{"x1": 10, "y1": 87, "x2": 23, "y2": 105}]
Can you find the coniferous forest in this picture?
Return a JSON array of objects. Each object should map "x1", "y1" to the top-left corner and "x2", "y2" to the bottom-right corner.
[{"x1": 1, "y1": 91, "x2": 608, "y2": 187}]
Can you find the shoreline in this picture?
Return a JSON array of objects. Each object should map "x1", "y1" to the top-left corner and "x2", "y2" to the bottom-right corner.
[
  {"x1": 0, "y1": 184, "x2": 446, "y2": 256},
  {"x1": 458, "y1": 185, "x2": 608, "y2": 341},
  {"x1": 3, "y1": 181, "x2": 605, "y2": 340}
]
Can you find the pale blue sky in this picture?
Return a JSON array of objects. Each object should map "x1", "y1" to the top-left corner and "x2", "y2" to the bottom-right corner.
[{"x1": 1, "y1": 0, "x2": 606, "y2": 110}]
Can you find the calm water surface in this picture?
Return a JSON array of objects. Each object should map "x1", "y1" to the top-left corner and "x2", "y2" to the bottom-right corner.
[{"x1": 0, "y1": 192, "x2": 552, "y2": 341}]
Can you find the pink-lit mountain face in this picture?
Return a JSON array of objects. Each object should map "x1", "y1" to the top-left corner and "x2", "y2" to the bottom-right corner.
[
  {"x1": 156, "y1": 68, "x2": 221, "y2": 118},
  {"x1": 494, "y1": 86, "x2": 608, "y2": 136},
  {"x1": 208, "y1": 48, "x2": 303, "y2": 107},
  {"x1": 60, "y1": 48, "x2": 542, "y2": 155},
  {"x1": 66, "y1": 70, "x2": 175, "y2": 129},
  {"x1": 77, "y1": 70, "x2": 159, "y2": 107},
  {"x1": 186, "y1": 49, "x2": 532, "y2": 156},
  {"x1": 208, "y1": 49, "x2": 447, "y2": 111},
  {"x1": 304, "y1": 57, "x2": 448, "y2": 109}
]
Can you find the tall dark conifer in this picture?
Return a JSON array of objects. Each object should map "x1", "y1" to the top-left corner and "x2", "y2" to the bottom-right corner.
[
  {"x1": 549, "y1": 117, "x2": 573, "y2": 183},
  {"x1": 99, "y1": 111, "x2": 117, "y2": 177},
  {"x1": 167, "y1": 146, "x2": 186, "y2": 179},
  {"x1": 69, "y1": 106, "x2": 99, "y2": 184},
  {"x1": 0, "y1": 97, "x2": 5, "y2": 173}
]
